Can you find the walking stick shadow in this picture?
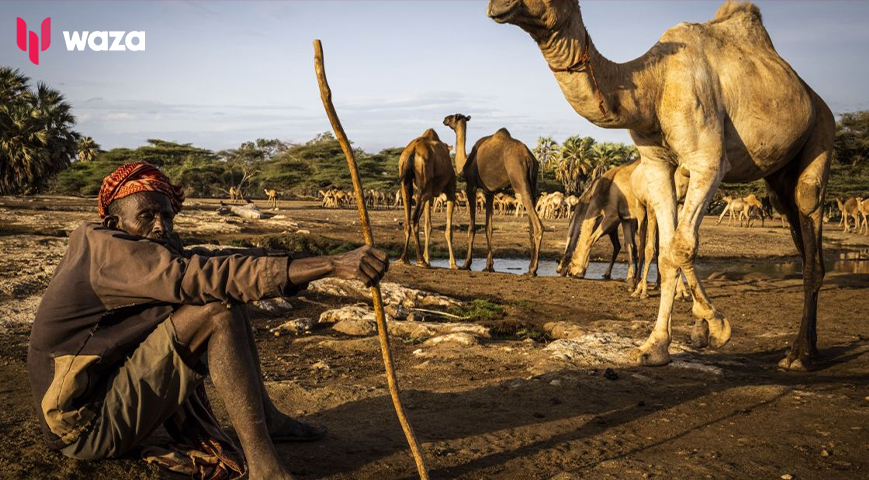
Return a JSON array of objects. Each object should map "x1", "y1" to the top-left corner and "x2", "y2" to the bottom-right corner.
[{"x1": 272, "y1": 340, "x2": 868, "y2": 479}]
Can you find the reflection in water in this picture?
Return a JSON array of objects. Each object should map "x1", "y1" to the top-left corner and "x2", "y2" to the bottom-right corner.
[{"x1": 425, "y1": 249, "x2": 869, "y2": 278}]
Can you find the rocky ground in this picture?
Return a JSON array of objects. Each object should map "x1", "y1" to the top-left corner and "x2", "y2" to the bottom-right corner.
[{"x1": 0, "y1": 196, "x2": 867, "y2": 480}]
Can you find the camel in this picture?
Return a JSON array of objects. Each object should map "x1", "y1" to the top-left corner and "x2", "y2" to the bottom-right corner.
[
  {"x1": 836, "y1": 198, "x2": 862, "y2": 233},
  {"x1": 860, "y1": 198, "x2": 869, "y2": 235},
  {"x1": 443, "y1": 113, "x2": 544, "y2": 275},
  {"x1": 396, "y1": 128, "x2": 457, "y2": 268},
  {"x1": 491, "y1": 0, "x2": 834, "y2": 370},
  {"x1": 264, "y1": 188, "x2": 278, "y2": 209},
  {"x1": 228, "y1": 186, "x2": 244, "y2": 203},
  {"x1": 557, "y1": 162, "x2": 640, "y2": 283},
  {"x1": 717, "y1": 194, "x2": 765, "y2": 227}
]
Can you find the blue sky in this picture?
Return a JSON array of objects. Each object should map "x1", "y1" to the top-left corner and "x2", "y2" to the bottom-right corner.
[{"x1": 2, "y1": 1, "x2": 868, "y2": 153}]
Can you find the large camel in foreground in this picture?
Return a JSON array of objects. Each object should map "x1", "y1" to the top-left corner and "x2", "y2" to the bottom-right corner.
[
  {"x1": 443, "y1": 114, "x2": 544, "y2": 275},
  {"x1": 490, "y1": 0, "x2": 834, "y2": 370},
  {"x1": 396, "y1": 128, "x2": 457, "y2": 268}
]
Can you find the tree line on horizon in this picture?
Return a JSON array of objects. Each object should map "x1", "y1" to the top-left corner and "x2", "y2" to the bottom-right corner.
[{"x1": 3, "y1": 66, "x2": 869, "y2": 202}]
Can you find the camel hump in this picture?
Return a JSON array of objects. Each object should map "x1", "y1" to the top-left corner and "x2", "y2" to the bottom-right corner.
[
  {"x1": 421, "y1": 128, "x2": 441, "y2": 142},
  {"x1": 494, "y1": 127, "x2": 512, "y2": 138},
  {"x1": 712, "y1": 1, "x2": 762, "y2": 24}
]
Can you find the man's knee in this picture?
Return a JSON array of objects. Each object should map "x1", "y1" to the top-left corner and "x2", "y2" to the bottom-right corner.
[{"x1": 173, "y1": 302, "x2": 244, "y2": 340}]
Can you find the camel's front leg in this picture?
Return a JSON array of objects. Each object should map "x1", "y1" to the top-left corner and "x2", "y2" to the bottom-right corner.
[
  {"x1": 622, "y1": 220, "x2": 639, "y2": 289},
  {"x1": 632, "y1": 206, "x2": 656, "y2": 299},
  {"x1": 632, "y1": 159, "x2": 679, "y2": 366},
  {"x1": 557, "y1": 204, "x2": 584, "y2": 275},
  {"x1": 445, "y1": 199, "x2": 457, "y2": 269},
  {"x1": 674, "y1": 162, "x2": 731, "y2": 351},
  {"x1": 483, "y1": 194, "x2": 496, "y2": 272}
]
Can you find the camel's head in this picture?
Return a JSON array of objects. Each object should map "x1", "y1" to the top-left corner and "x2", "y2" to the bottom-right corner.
[
  {"x1": 443, "y1": 113, "x2": 471, "y2": 131},
  {"x1": 487, "y1": 0, "x2": 578, "y2": 36}
]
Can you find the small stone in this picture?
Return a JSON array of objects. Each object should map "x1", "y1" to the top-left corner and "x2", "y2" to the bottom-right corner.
[
  {"x1": 821, "y1": 449, "x2": 831, "y2": 457},
  {"x1": 550, "y1": 379, "x2": 561, "y2": 386},
  {"x1": 604, "y1": 368, "x2": 619, "y2": 380},
  {"x1": 781, "y1": 474, "x2": 794, "y2": 480},
  {"x1": 311, "y1": 360, "x2": 330, "y2": 370}
]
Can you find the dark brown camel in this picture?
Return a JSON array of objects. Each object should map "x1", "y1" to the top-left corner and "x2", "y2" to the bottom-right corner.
[
  {"x1": 396, "y1": 128, "x2": 457, "y2": 268},
  {"x1": 443, "y1": 114, "x2": 544, "y2": 275}
]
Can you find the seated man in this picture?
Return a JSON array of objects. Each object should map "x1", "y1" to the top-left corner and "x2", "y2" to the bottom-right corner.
[{"x1": 28, "y1": 162, "x2": 388, "y2": 480}]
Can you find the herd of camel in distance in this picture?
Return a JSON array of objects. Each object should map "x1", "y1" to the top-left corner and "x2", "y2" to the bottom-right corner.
[{"x1": 218, "y1": 0, "x2": 864, "y2": 371}]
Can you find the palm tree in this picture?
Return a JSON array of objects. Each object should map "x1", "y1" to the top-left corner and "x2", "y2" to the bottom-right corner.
[
  {"x1": 77, "y1": 136, "x2": 100, "y2": 162},
  {"x1": 0, "y1": 67, "x2": 79, "y2": 194},
  {"x1": 555, "y1": 135, "x2": 597, "y2": 194},
  {"x1": 532, "y1": 136, "x2": 560, "y2": 172}
]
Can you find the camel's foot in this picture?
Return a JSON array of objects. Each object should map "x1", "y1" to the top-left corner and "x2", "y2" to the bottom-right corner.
[
  {"x1": 523, "y1": 270, "x2": 537, "y2": 277},
  {"x1": 630, "y1": 286, "x2": 649, "y2": 299},
  {"x1": 395, "y1": 258, "x2": 409, "y2": 266},
  {"x1": 449, "y1": 261, "x2": 458, "y2": 270},
  {"x1": 415, "y1": 261, "x2": 431, "y2": 269},
  {"x1": 778, "y1": 344, "x2": 818, "y2": 372},
  {"x1": 631, "y1": 339, "x2": 672, "y2": 366},
  {"x1": 459, "y1": 261, "x2": 472, "y2": 271},
  {"x1": 482, "y1": 265, "x2": 495, "y2": 273},
  {"x1": 690, "y1": 318, "x2": 710, "y2": 349},
  {"x1": 677, "y1": 290, "x2": 691, "y2": 302},
  {"x1": 601, "y1": 273, "x2": 612, "y2": 280},
  {"x1": 690, "y1": 314, "x2": 732, "y2": 349}
]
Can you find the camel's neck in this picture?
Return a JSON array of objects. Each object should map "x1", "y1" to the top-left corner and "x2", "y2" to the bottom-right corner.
[
  {"x1": 536, "y1": 12, "x2": 656, "y2": 130},
  {"x1": 454, "y1": 121, "x2": 468, "y2": 173}
]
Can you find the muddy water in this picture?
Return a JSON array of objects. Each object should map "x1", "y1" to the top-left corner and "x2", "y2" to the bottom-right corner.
[{"x1": 428, "y1": 249, "x2": 869, "y2": 278}]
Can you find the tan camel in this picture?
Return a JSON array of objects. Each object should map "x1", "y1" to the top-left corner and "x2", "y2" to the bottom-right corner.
[
  {"x1": 558, "y1": 162, "x2": 641, "y2": 284},
  {"x1": 836, "y1": 198, "x2": 862, "y2": 233},
  {"x1": 396, "y1": 128, "x2": 457, "y2": 268},
  {"x1": 492, "y1": 0, "x2": 834, "y2": 370},
  {"x1": 443, "y1": 113, "x2": 544, "y2": 275},
  {"x1": 860, "y1": 198, "x2": 869, "y2": 234},
  {"x1": 264, "y1": 188, "x2": 278, "y2": 209},
  {"x1": 717, "y1": 194, "x2": 765, "y2": 227},
  {"x1": 228, "y1": 186, "x2": 244, "y2": 203}
]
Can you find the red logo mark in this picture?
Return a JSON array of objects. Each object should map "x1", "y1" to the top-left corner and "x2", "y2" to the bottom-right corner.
[{"x1": 16, "y1": 17, "x2": 51, "y2": 65}]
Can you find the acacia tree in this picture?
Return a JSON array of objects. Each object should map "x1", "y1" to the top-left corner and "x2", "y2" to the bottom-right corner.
[
  {"x1": 835, "y1": 111, "x2": 869, "y2": 166},
  {"x1": 0, "y1": 67, "x2": 80, "y2": 194}
]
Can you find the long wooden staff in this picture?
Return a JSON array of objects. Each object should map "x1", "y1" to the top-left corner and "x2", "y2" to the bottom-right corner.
[{"x1": 313, "y1": 39, "x2": 431, "y2": 480}]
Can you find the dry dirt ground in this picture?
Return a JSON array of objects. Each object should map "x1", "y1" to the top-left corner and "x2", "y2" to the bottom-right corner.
[{"x1": 1, "y1": 196, "x2": 867, "y2": 480}]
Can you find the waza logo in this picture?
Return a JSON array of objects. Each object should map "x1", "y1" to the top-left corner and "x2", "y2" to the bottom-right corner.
[{"x1": 17, "y1": 17, "x2": 51, "y2": 65}]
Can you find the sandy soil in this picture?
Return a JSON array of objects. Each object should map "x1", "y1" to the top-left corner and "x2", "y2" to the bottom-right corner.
[{"x1": 1, "y1": 196, "x2": 867, "y2": 480}]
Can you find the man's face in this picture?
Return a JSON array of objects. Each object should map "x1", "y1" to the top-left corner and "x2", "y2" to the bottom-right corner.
[{"x1": 108, "y1": 191, "x2": 175, "y2": 241}]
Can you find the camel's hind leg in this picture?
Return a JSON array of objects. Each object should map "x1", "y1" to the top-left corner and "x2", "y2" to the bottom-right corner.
[
  {"x1": 483, "y1": 194, "x2": 496, "y2": 272},
  {"x1": 423, "y1": 200, "x2": 432, "y2": 265},
  {"x1": 461, "y1": 185, "x2": 477, "y2": 270},
  {"x1": 517, "y1": 188, "x2": 543, "y2": 276},
  {"x1": 766, "y1": 118, "x2": 832, "y2": 371},
  {"x1": 602, "y1": 230, "x2": 621, "y2": 280},
  {"x1": 633, "y1": 206, "x2": 655, "y2": 298},
  {"x1": 396, "y1": 181, "x2": 414, "y2": 264},
  {"x1": 410, "y1": 192, "x2": 431, "y2": 268}
]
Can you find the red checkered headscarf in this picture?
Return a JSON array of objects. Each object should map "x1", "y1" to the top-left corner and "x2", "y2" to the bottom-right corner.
[{"x1": 98, "y1": 162, "x2": 185, "y2": 218}]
